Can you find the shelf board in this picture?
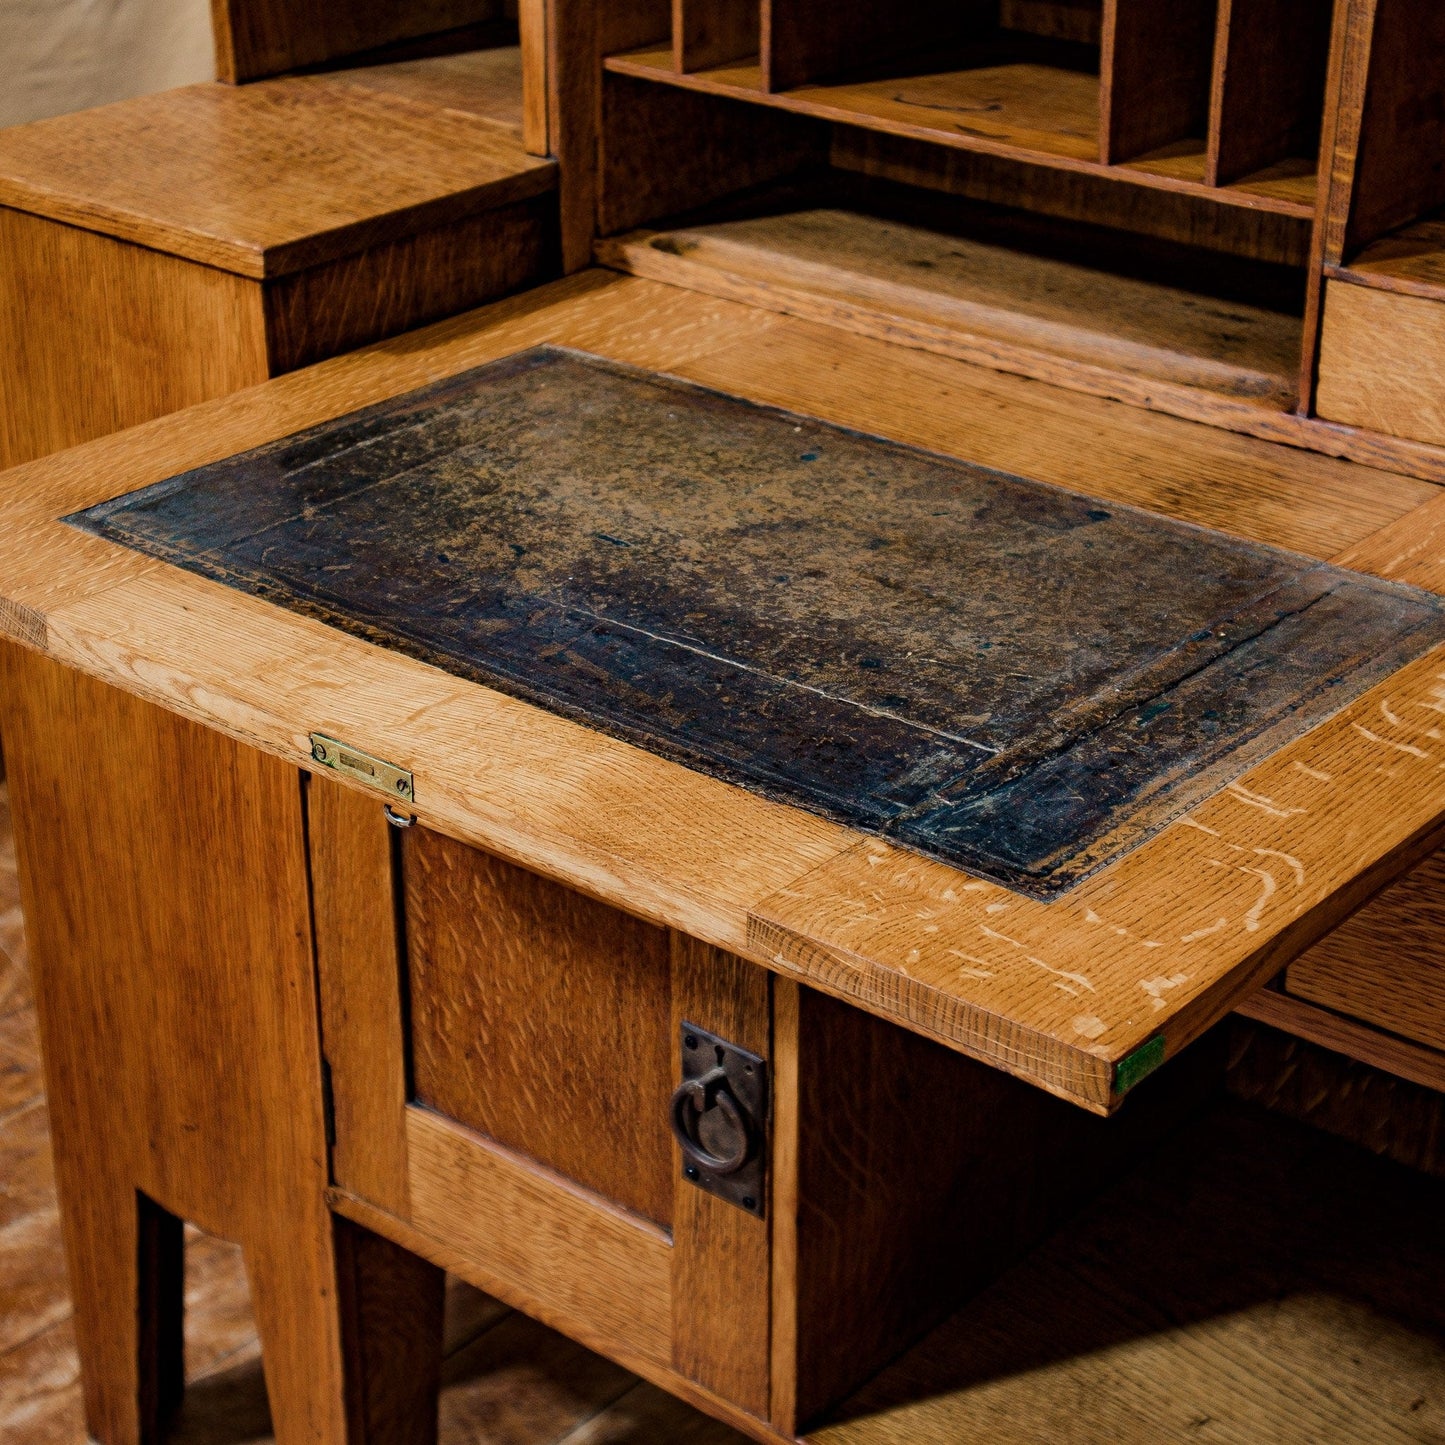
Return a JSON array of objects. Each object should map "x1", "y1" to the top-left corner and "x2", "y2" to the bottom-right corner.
[
  {"x1": 1328, "y1": 211, "x2": 1445, "y2": 302},
  {"x1": 599, "y1": 205, "x2": 1302, "y2": 408},
  {"x1": 606, "y1": 46, "x2": 1316, "y2": 218}
]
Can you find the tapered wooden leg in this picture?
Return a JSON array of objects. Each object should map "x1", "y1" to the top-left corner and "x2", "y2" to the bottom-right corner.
[
  {"x1": 334, "y1": 1216, "x2": 446, "y2": 1445},
  {"x1": 244, "y1": 1215, "x2": 349, "y2": 1445},
  {"x1": 0, "y1": 648, "x2": 347, "y2": 1442},
  {"x1": 50, "y1": 1166, "x2": 183, "y2": 1445}
]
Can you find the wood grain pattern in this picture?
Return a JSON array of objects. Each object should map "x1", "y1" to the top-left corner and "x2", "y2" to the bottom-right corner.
[
  {"x1": 774, "y1": 985, "x2": 1222, "y2": 1433},
  {"x1": 209, "y1": 0, "x2": 508, "y2": 83},
  {"x1": 1286, "y1": 852, "x2": 1445, "y2": 1052},
  {"x1": 0, "y1": 78, "x2": 555, "y2": 279},
  {"x1": 333, "y1": 1216, "x2": 446, "y2": 1445},
  {"x1": 5, "y1": 274, "x2": 1443, "y2": 1109},
  {"x1": 309, "y1": 774, "x2": 412, "y2": 1218},
  {"x1": 261, "y1": 193, "x2": 557, "y2": 374},
  {"x1": 605, "y1": 46, "x2": 1317, "y2": 222},
  {"x1": 0, "y1": 646, "x2": 346, "y2": 1443},
  {"x1": 1316, "y1": 281, "x2": 1445, "y2": 445},
  {"x1": 669, "y1": 937, "x2": 771, "y2": 1418},
  {"x1": 1332, "y1": 212, "x2": 1445, "y2": 300},
  {"x1": 1206, "y1": 0, "x2": 1332, "y2": 187},
  {"x1": 406, "y1": 828, "x2": 675, "y2": 1227},
  {"x1": 598, "y1": 206, "x2": 1302, "y2": 405},
  {"x1": 751, "y1": 640, "x2": 1445, "y2": 1110},
  {"x1": 1236, "y1": 988, "x2": 1445, "y2": 1092},
  {"x1": 403, "y1": 1105, "x2": 674, "y2": 1370},
  {"x1": 75, "y1": 346, "x2": 1443, "y2": 899},
  {"x1": 1100, "y1": 0, "x2": 1217, "y2": 164},
  {"x1": 0, "y1": 207, "x2": 268, "y2": 470}
]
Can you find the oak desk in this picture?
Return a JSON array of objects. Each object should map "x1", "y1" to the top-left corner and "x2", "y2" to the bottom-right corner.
[{"x1": 4, "y1": 272, "x2": 1445, "y2": 1443}]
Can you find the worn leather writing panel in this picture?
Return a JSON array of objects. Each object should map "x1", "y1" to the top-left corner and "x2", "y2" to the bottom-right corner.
[{"x1": 71, "y1": 347, "x2": 1445, "y2": 895}]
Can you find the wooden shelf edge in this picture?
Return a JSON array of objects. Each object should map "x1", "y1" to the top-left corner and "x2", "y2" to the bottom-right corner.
[
  {"x1": 599, "y1": 232, "x2": 1445, "y2": 484},
  {"x1": 1234, "y1": 988, "x2": 1445, "y2": 1092},
  {"x1": 603, "y1": 51, "x2": 1315, "y2": 220},
  {"x1": 1323, "y1": 260, "x2": 1445, "y2": 306}
]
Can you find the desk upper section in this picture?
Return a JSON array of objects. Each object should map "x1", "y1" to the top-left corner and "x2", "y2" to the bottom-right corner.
[{"x1": 5, "y1": 271, "x2": 1445, "y2": 1111}]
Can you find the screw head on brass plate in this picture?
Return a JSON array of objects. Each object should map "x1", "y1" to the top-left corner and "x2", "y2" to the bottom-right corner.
[{"x1": 308, "y1": 733, "x2": 415, "y2": 804}]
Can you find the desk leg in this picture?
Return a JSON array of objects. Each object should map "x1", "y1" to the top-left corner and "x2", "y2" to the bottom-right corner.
[{"x1": 0, "y1": 646, "x2": 443, "y2": 1443}]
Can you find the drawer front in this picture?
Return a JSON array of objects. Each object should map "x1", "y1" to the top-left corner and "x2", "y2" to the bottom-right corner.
[
  {"x1": 308, "y1": 778, "x2": 771, "y2": 1416},
  {"x1": 1287, "y1": 849, "x2": 1445, "y2": 1052}
]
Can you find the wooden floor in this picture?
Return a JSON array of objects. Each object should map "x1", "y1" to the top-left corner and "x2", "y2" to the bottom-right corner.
[{"x1": 5, "y1": 775, "x2": 1445, "y2": 1442}]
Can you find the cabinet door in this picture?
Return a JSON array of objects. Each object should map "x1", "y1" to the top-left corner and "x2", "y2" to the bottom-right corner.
[{"x1": 309, "y1": 778, "x2": 771, "y2": 1417}]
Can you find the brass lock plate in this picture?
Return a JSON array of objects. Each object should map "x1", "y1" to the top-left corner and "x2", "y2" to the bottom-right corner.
[
  {"x1": 672, "y1": 1022, "x2": 768, "y2": 1218},
  {"x1": 309, "y1": 733, "x2": 414, "y2": 804}
]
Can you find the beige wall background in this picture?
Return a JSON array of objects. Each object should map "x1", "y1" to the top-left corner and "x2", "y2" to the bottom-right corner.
[{"x1": 1, "y1": 0, "x2": 214, "y2": 128}]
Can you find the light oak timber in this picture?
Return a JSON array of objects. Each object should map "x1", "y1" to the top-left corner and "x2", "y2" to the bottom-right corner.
[
  {"x1": 308, "y1": 776, "x2": 413, "y2": 1219},
  {"x1": 4, "y1": 274, "x2": 1445, "y2": 1109},
  {"x1": 1335, "y1": 480, "x2": 1445, "y2": 594},
  {"x1": 600, "y1": 220, "x2": 1445, "y2": 478},
  {"x1": 327, "y1": 45, "x2": 529, "y2": 137},
  {"x1": 406, "y1": 829, "x2": 676, "y2": 1227},
  {"x1": 597, "y1": 210, "x2": 1301, "y2": 404},
  {"x1": 0, "y1": 208, "x2": 269, "y2": 472},
  {"x1": 0, "y1": 79, "x2": 554, "y2": 281},
  {"x1": 402, "y1": 1106, "x2": 674, "y2": 1374},
  {"x1": 329, "y1": 1189, "x2": 786, "y2": 1445},
  {"x1": 0, "y1": 67, "x2": 556, "y2": 468},
  {"x1": 749, "y1": 641, "x2": 1445, "y2": 1111},
  {"x1": 0, "y1": 649, "x2": 349, "y2": 1443},
  {"x1": 1236, "y1": 989, "x2": 1445, "y2": 1094},
  {"x1": 1316, "y1": 281, "x2": 1445, "y2": 446}
]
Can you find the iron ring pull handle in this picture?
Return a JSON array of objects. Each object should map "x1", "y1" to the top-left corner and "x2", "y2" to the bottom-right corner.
[{"x1": 670, "y1": 1065, "x2": 752, "y2": 1176}]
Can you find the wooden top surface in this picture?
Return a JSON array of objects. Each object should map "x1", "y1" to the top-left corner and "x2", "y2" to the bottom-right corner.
[
  {"x1": 3, "y1": 271, "x2": 1444, "y2": 1112},
  {"x1": 70, "y1": 347, "x2": 1445, "y2": 899},
  {"x1": 0, "y1": 60, "x2": 554, "y2": 279}
]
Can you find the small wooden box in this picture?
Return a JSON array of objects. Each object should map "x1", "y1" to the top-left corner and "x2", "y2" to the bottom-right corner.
[{"x1": 0, "y1": 53, "x2": 556, "y2": 469}]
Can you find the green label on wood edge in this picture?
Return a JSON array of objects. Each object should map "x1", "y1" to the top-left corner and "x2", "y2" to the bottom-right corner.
[{"x1": 1114, "y1": 1035, "x2": 1167, "y2": 1096}]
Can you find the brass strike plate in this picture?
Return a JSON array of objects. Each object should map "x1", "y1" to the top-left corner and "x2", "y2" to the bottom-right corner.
[{"x1": 309, "y1": 734, "x2": 414, "y2": 804}]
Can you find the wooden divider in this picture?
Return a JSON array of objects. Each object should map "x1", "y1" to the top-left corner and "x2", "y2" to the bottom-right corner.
[
  {"x1": 762, "y1": 0, "x2": 993, "y2": 92},
  {"x1": 1207, "y1": 0, "x2": 1332, "y2": 186},
  {"x1": 674, "y1": 0, "x2": 759, "y2": 71},
  {"x1": 1343, "y1": 0, "x2": 1445, "y2": 258},
  {"x1": 1100, "y1": 0, "x2": 1217, "y2": 163}
]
